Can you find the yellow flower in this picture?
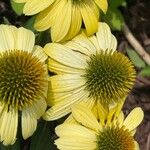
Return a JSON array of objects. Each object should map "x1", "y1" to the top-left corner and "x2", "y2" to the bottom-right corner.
[
  {"x1": 0, "y1": 25, "x2": 48, "y2": 145},
  {"x1": 14, "y1": 0, "x2": 108, "y2": 42},
  {"x1": 55, "y1": 103, "x2": 144, "y2": 150},
  {"x1": 43, "y1": 22, "x2": 136, "y2": 120}
]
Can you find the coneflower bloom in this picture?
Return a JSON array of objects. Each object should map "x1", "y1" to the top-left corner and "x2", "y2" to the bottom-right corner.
[
  {"x1": 55, "y1": 103, "x2": 144, "y2": 150},
  {"x1": 0, "y1": 25, "x2": 48, "y2": 145},
  {"x1": 43, "y1": 22, "x2": 136, "y2": 120},
  {"x1": 14, "y1": 0, "x2": 108, "y2": 42}
]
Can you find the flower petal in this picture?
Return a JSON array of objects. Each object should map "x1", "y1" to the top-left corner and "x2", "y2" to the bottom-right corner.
[
  {"x1": 22, "y1": 109, "x2": 37, "y2": 139},
  {"x1": 55, "y1": 137, "x2": 97, "y2": 150},
  {"x1": 96, "y1": 22, "x2": 117, "y2": 51},
  {"x1": 134, "y1": 141, "x2": 140, "y2": 150},
  {"x1": 63, "y1": 4, "x2": 82, "y2": 41},
  {"x1": 51, "y1": 0, "x2": 72, "y2": 42},
  {"x1": 23, "y1": 0, "x2": 55, "y2": 15},
  {"x1": 47, "y1": 58, "x2": 84, "y2": 74},
  {"x1": 23, "y1": 99, "x2": 47, "y2": 119},
  {"x1": 0, "y1": 25, "x2": 17, "y2": 51},
  {"x1": 44, "y1": 43, "x2": 87, "y2": 69},
  {"x1": 16, "y1": 27, "x2": 35, "y2": 52},
  {"x1": 94, "y1": 0, "x2": 108, "y2": 13},
  {"x1": 49, "y1": 74, "x2": 86, "y2": 93},
  {"x1": 56, "y1": 124, "x2": 97, "y2": 140},
  {"x1": 80, "y1": 2, "x2": 98, "y2": 36},
  {"x1": 0, "y1": 108, "x2": 18, "y2": 145},
  {"x1": 43, "y1": 88, "x2": 89, "y2": 120},
  {"x1": 72, "y1": 104, "x2": 101, "y2": 132},
  {"x1": 123, "y1": 107, "x2": 144, "y2": 131},
  {"x1": 32, "y1": 45, "x2": 48, "y2": 62}
]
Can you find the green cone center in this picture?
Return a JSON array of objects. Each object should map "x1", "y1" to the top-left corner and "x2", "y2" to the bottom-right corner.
[
  {"x1": 84, "y1": 50, "x2": 136, "y2": 105},
  {"x1": 0, "y1": 50, "x2": 47, "y2": 110},
  {"x1": 97, "y1": 126, "x2": 135, "y2": 150}
]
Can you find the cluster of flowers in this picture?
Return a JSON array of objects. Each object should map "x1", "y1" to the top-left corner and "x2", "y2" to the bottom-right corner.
[{"x1": 0, "y1": 0, "x2": 144, "y2": 149}]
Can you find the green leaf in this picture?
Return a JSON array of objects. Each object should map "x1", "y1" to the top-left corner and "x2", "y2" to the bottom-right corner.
[
  {"x1": 139, "y1": 66, "x2": 150, "y2": 77},
  {"x1": 30, "y1": 121, "x2": 56, "y2": 150},
  {"x1": 103, "y1": 8, "x2": 124, "y2": 31},
  {"x1": 126, "y1": 48, "x2": 146, "y2": 68},
  {"x1": 109, "y1": 0, "x2": 127, "y2": 8},
  {"x1": 10, "y1": 0, "x2": 24, "y2": 16},
  {"x1": 0, "y1": 139, "x2": 20, "y2": 150},
  {"x1": 24, "y1": 16, "x2": 36, "y2": 32}
]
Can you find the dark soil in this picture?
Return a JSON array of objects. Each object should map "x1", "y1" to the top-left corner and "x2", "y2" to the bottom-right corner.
[{"x1": 0, "y1": 0, "x2": 150, "y2": 150}]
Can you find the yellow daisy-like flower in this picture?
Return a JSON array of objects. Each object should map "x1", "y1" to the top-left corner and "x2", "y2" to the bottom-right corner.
[
  {"x1": 0, "y1": 25, "x2": 48, "y2": 145},
  {"x1": 14, "y1": 0, "x2": 108, "y2": 42},
  {"x1": 43, "y1": 22, "x2": 136, "y2": 120},
  {"x1": 55, "y1": 103, "x2": 144, "y2": 150}
]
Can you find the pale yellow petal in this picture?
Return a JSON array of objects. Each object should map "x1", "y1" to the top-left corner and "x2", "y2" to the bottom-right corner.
[
  {"x1": 72, "y1": 104, "x2": 101, "y2": 132},
  {"x1": 63, "y1": 4, "x2": 82, "y2": 41},
  {"x1": 22, "y1": 110, "x2": 37, "y2": 139},
  {"x1": 49, "y1": 74, "x2": 86, "y2": 92},
  {"x1": 69, "y1": 33, "x2": 97, "y2": 55},
  {"x1": 34, "y1": 0, "x2": 60, "y2": 31},
  {"x1": 23, "y1": 0, "x2": 55, "y2": 15},
  {"x1": 55, "y1": 137, "x2": 97, "y2": 150},
  {"x1": 117, "y1": 111, "x2": 124, "y2": 128},
  {"x1": 51, "y1": 0, "x2": 72, "y2": 42},
  {"x1": 134, "y1": 141, "x2": 140, "y2": 150},
  {"x1": 0, "y1": 25, "x2": 17, "y2": 51},
  {"x1": 48, "y1": 58, "x2": 84, "y2": 74},
  {"x1": 22, "y1": 99, "x2": 47, "y2": 119},
  {"x1": 97, "y1": 101, "x2": 108, "y2": 126},
  {"x1": 44, "y1": 43, "x2": 87, "y2": 69},
  {"x1": 16, "y1": 27, "x2": 35, "y2": 52},
  {"x1": 80, "y1": 3, "x2": 98, "y2": 36},
  {"x1": 56, "y1": 124, "x2": 97, "y2": 140},
  {"x1": 43, "y1": 89, "x2": 89, "y2": 120},
  {"x1": 0, "y1": 108, "x2": 18, "y2": 145},
  {"x1": 94, "y1": 0, "x2": 108, "y2": 13},
  {"x1": 96, "y1": 22, "x2": 117, "y2": 51},
  {"x1": 32, "y1": 45, "x2": 48, "y2": 62},
  {"x1": 123, "y1": 107, "x2": 144, "y2": 131}
]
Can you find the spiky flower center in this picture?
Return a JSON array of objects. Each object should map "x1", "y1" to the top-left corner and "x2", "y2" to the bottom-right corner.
[
  {"x1": 97, "y1": 126, "x2": 135, "y2": 150},
  {"x1": 84, "y1": 50, "x2": 136, "y2": 105},
  {"x1": 0, "y1": 50, "x2": 47, "y2": 110}
]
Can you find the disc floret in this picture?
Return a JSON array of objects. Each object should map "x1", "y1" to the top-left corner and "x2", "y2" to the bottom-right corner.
[{"x1": 85, "y1": 50, "x2": 136, "y2": 105}]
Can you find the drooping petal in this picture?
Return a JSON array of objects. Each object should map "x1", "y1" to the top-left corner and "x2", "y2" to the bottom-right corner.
[
  {"x1": 72, "y1": 104, "x2": 101, "y2": 132},
  {"x1": 80, "y1": 3, "x2": 98, "y2": 36},
  {"x1": 56, "y1": 124, "x2": 96, "y2": 140},
  {"x1": 96, "y1": 22, "x2": 117, "y2": 51},
  {"x1": 49, "y1": 74, "x2": 86, "y2": 93},
  {"x1": 0, "y1": 25, "x2": 17, "y2": 51},
  {"x1": 22, "y1": 99, "x2": 47, "y2": 119},
  {"x1": 51, "y1": 0, "x2": 72, "y2": 42},
  {"x1": 32, "y1": 45, "x2": 48, "y2": 62},
  {"x1": 22, "y1": 109, "x2": 37, "y2": 139},
  {"x1": 134, "y1": 141, "x2": 140, "y2": 150},
  {"x1": 55, "y1": 137, "x2": 97, "y2": 150},
  {"x1": 94, "y1": 0, "x2": 108, "y2": 13},
  {"x1": 34, "y1": 2, "x2": 58, "y2": 31},
  {"x1": 23, "y1": 0, "x2": 55, "y2": 15},
  {"x1": 63, "y1": 4, "x2": 82, "y2": 41},
  {"x1": 123, "y1": 107, "x2": 144, "y2": 131},
  {"x1": 43, "y1": 88, "x2": 89, "y2": 120},
  {"x1": 0, "y1": 108, "x2": 18, "y2": 145},
  {"x1": 16, "y1": 27, "x2": 35, "y2": 52},
  {"x1": 44, "y1": 43, "x2": 87, "y2": 69},
  {"x1": 47, "y1": 58, "x2": 85, "y2": 74}
]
